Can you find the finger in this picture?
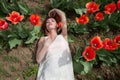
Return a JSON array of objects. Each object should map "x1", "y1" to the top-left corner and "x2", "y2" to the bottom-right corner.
[
  {"x1": 48, "y1": 9, "x2": 54, "y2": 16},
  {"x1": 48, "y1": 8, "x2": 57, "y2": 16},
  {"x1": 49, "y1": 11, "x2": 56, "y2": 17}
]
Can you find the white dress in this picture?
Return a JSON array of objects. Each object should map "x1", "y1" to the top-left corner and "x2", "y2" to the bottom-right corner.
[{"x1": 36, "y1": 34, "x2": 75, "y2": 80}]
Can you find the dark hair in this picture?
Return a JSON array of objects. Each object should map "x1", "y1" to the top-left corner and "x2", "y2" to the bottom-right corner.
[{"x1": 41, "y1": 14, "x2": 62, "y2": 36}]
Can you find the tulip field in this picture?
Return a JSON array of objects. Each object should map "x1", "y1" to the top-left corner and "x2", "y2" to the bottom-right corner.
[{"x1": 0, "y1": 0, "x2": 120, "y2": 80}]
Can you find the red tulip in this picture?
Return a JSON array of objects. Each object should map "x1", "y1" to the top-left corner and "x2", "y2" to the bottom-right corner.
[
  {"x1": 76, "y1": 14, "x2": 89, "y2": 25},
  {"x1": 58, "y1": 22, "x2": 63, "y2": 28},
  {"x1": 103, "y1": 38, "x2": 118, "y2": 51},
  {"x1": 90, "y1": 36, "x2": 103, "y2": 50},
  {"x1": 95, "y1": 12, "x2": 104, "y2": 21},
  {"x1": 29, "y1": 14, "x2": 41, "y2": 26},
  {"x1": 6, "y1": 11, "x2": 24, "y2": 24},
  {"x1": 104, "y1": 2, "x2": 117, "y2": 14},
  {"x1": 113, "y1": 35, "x2": 120, "y2": 46},
  {"x1": 117, "y1": 0, "x2": 120, "y2": 10},
  {"x1": 86, "y1": 2, "x2": 99, "y2": 13},
  {"x1": 82, "y1": 46, "x2": 96, "y2": 62},
  {"x1": 0, "y1": 19, "x2": 8, "y2": 30}
]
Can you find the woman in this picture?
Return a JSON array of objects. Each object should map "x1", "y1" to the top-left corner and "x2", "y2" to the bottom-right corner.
[{"x1": 36, "y1": 8, "x2": 74, "y2": 80}]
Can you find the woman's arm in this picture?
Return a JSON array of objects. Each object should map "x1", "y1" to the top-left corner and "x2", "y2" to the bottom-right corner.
[
  {"x1": 36, "y1": 37, "x2": 48, "y2": 64},
  {"x1": 49, "y1": 9, "x2": 68, "y2": 41},
  {"x1": 36, "y1": 36, "x2": 53, "y2": 64}
]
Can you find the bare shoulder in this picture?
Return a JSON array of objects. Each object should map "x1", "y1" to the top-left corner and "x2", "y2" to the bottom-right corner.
[{"x1": 38, "y1": 36, "x2": 45, "y2": 44}]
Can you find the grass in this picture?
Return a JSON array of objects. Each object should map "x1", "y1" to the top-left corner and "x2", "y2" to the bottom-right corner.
[
  {"x1": 22, "y1": 66, "x2": 38, "y2": 79},
  {"x1": 0, "y1": 64, "x2": 11, "y2": 78},
  {"x1": 3, "y1": 55, "x2": 20, "y2": 63},
  {"x1": 9, "y1": 65, "x2": 16, "y2": 72}
]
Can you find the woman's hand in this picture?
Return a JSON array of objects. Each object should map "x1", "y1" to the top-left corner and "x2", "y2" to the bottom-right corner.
[
  {"x1": 48, "y1": 8, "x2": 66, "y2": 25},
  {"x1": 43, "y1": 36, "x2": 52, "y2": 48},
  {"x1": 48, "y1": 8, "x2": 65, "y2": 18},
  {"x1": 36, "y1": 36, "x2": 52, "y2": 64}
]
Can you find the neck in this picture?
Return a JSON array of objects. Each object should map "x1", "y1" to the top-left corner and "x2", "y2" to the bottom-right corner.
[{"x1": 48, "y1": 29, "x2": 57, "y2": 39}]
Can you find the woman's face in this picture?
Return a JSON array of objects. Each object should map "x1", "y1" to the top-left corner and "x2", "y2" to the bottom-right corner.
[{"x1": 46, "y1": 18, "x2": 57, "y2": 31}]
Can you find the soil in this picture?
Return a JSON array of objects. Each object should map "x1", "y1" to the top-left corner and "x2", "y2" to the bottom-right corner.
[{"x1": 0, "y1": 0, "x2": 120, "y2": 80}]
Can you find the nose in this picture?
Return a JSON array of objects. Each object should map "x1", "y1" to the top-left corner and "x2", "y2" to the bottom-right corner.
[
  {"x1": 48, "y1": 22, "x2": 52, "y2": 24},
  {"x1": 47, "y1": 22, "x2": 52, "y2": 26},
  {"x1": 49, "y1": 20, "x2": 53, "y2": 23}
]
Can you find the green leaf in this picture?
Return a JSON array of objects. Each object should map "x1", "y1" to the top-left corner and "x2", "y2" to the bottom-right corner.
[
  {"x1": 100, "y1": 56, "x2": 112, "y2": 65},
  {"x1": 112, "y1": 47, "x2": 120, "y2": 54},
  {"x1": 31, "y1": 26, "x2": 41, "y2": 36},
  {"x1": 73, "y1": 61, "x2": 84, "y2": 74},
  {"x1": 74, "y1": 24, "x2": 87, "y2": 34},
  {"x1": 80, "y1": 61, "x2": 93, "y2": 75},
  {"x1": 25, "y1": 26, "x2": 41, "y2": 44},
  {"x1": 74, "y1": 47, "x2": 82, "y2": 60},
  {"x1": 50, "y1": 0, "x2": 63, "y2": 8},
  {"x1": 0, "y1": 0, "x2": 10, "y2": 14},
  {"x1": 18, "y1": 26, "x2": 29, "y2": 39},
  {"x1": 111, "y1": 47, "x2": 120, "y2": 61},
  {"x1": 96, "y1": 49, "x2": 109, "y2": 57},
  {"x1": 115, "y1": 54, "x2": 120, "y2": 60},
  {"x1": 75, "y1": 8, "x2": 87, "y2": 16},
  {"x1": 8, "y1": 38, "x2": 22, "y2": 49},
  {"x1": 68, "y1": 34, "x2": 74, "y2": 43},
  {"x1": 96, "y1": 49, "x2": 117, "y2": 65},
  {"x1": 17, "y1": 1, "x2": 30, "y2": 15},
  {"x1": 25, "y1": 36, "x2": 39, "y2": 44}
]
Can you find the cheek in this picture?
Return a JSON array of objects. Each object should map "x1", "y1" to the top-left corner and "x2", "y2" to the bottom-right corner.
[
  {"x1": 46, "y1": 24, "x2": 49, "y2": 30},
  {"x1": 46, "y1": 23, "x2": 49, "y2": 27},
  {"x1": 53, "y1": 23, "x2": 56, "y2": 27},
  {"x1": 53, "y1": 22, "x2": 57, "y2": 27}
]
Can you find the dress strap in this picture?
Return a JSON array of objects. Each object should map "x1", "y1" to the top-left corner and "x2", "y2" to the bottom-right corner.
[{"x1": 59, "y1": 34, "x2": 69, "y2": 44}]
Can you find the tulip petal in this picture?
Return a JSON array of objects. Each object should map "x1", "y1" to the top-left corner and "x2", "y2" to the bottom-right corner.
[
  {"x1": 103, "y1": 38, "x2": 118, "y2": 51},
  {"x1": 82, "y1": 46, "x2": 96, "y2": 61},
  {"x1": 90, "y1": 36, "x2": 103, "y2": 50},
  {"x1": 6, "y1": 11, "x2": 24, "y2": 24}
]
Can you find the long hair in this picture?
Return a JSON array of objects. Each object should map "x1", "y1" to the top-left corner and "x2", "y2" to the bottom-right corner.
[{"x1": 41, "y1": 13, "x2": 62, "y2": 36}]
